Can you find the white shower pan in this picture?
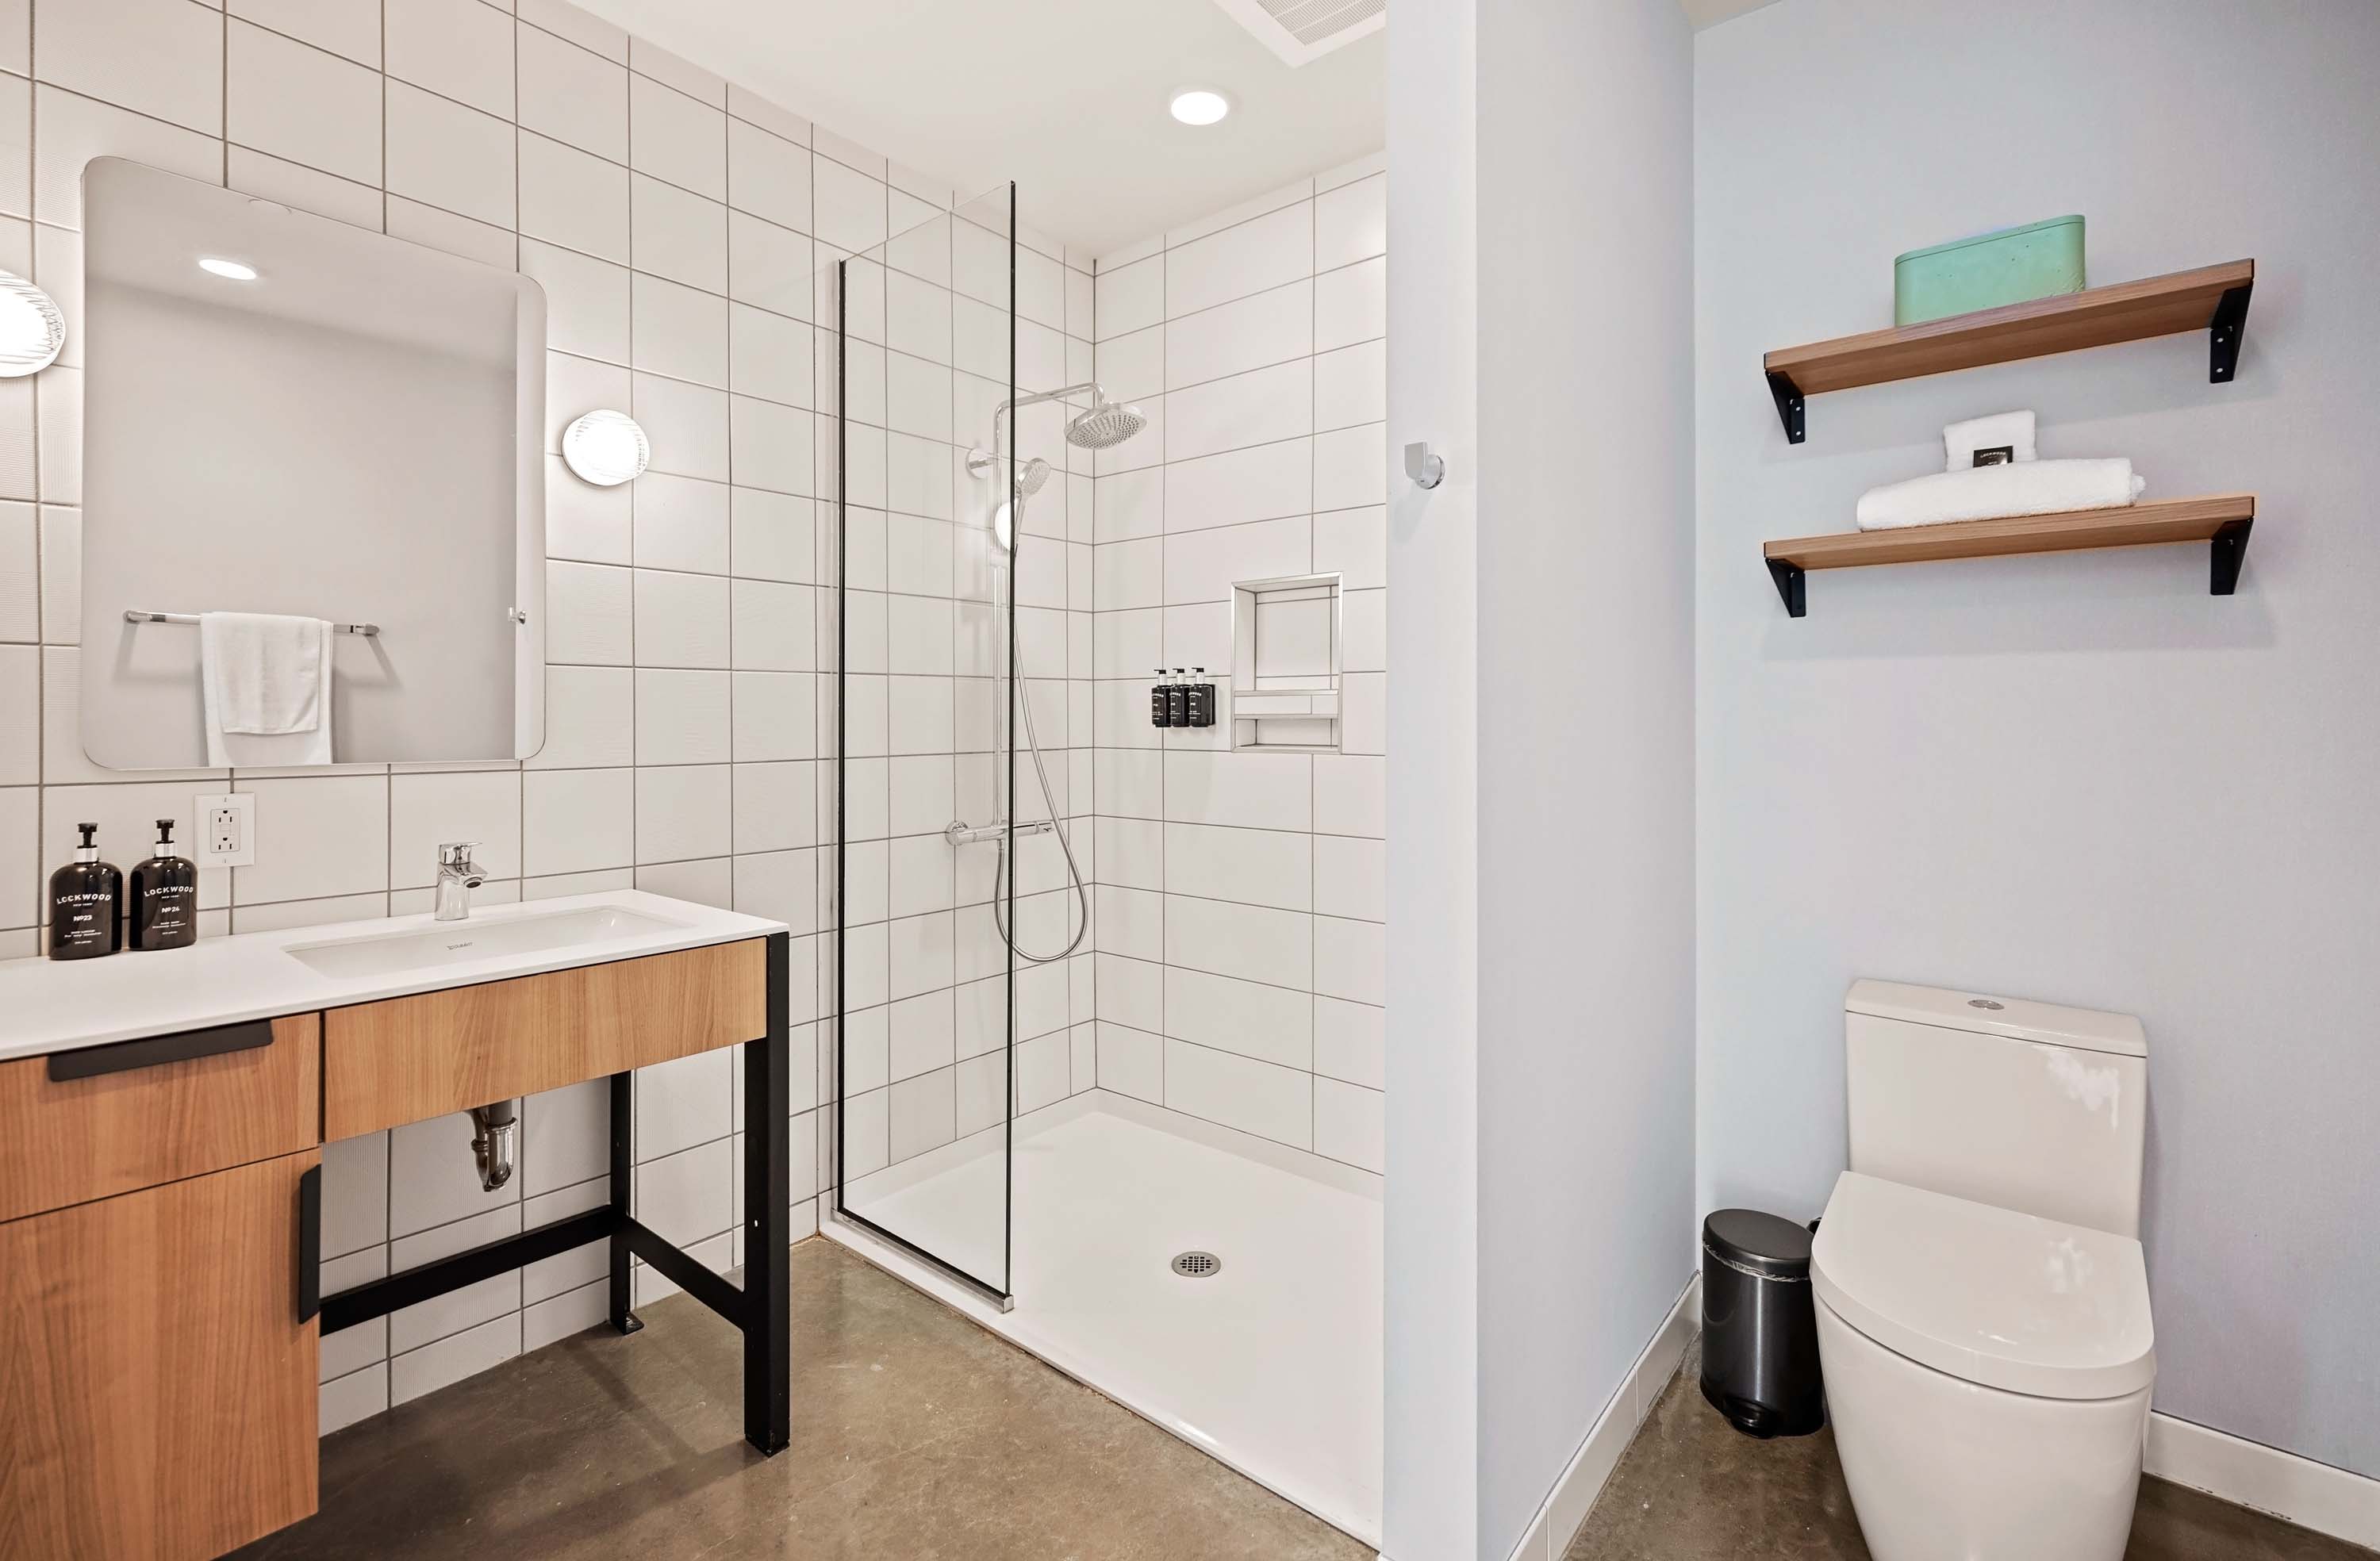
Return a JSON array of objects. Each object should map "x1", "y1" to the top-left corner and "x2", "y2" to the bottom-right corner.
[{"x1": 827, "y1": 1091, "x2": 1384, "y2": 1544}]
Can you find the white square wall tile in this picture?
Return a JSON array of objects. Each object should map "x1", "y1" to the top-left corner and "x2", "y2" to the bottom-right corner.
[
  {"x1": 544, "y1": 561, "x2": 633, "y2": 665},
  {"x1": 1163, "y1": 1039, "x2": 1311, "y2": 1149},
  {"x1": 633, "y1": 568, "x2": 729, "y2": 667},
  {"x1": 225, "y1": 21, "x2": 381, "y2": 187},
  {"x1": 1163, "y1": 894, "x2": 1311, "y2": 991},
  {"x1": 386, "y1": 81, "x2": 516, "y2": 230},
  {"x1": 1315, "y1": 1078, "x2": 1384, "y2": 1172},
  {"x1": 632, "y1": 669, "x2": 730, "y2": 765},
  {"x1": 389, "y1": 771, "x2": 522, "y2": 888},
  {"x1": 522, "y1": 768, "x2": 634, "y2": 874},
  {"x1": 516, "y1": 18, "x2": 628, "y2": 162},
  {"x1": 1164, "y1": 359, "x2": 1311, "y2": 464},
  {"x1": 633, "y1": 374, "x2": 730, "y2": 481},
  {"x1": 633, "y1": 474, "x2": 730, "y2": 573},
  {"x1": 1315, "y1": 174, "x2": 1387, "y2": 270},
  {"x1": 635, "y1": 763, "x2": 731, "y2": 862},
  {"x1": 635, "y1": 1137, "x2": 733, "y2": 1246},
  {"x1": 386, "y1": 0, "x2": 515, "y2": 119},
  {"x1": 630, "y1": 74, "x2": 725, "y2": 201},
  {"x1": 1165, "y1": 202, "x2": 1311, "y2": 318},
  {"x1": 529, "y1": 665, "x2": 634, "y2": 770},
  {"x1": 1315, "y1": 914, "x2": 1384, "y2": 1005},
  {"x1": 519, "y1": 131, "x2": 630, "y2": 264},
  {"x1": 1315, "y1": 255, "x2": 1387, "y2": 351},
  {"x1": 630, "y1": 272, "x2": 728, "y2": 386},
  {"x1": 37, "y1": 0, "x2": 224, "y2": 137},
  {"x1": 1315, "y1": 996, "x2": 1384, "y2": 1089},
  {"x1": 524, "y1": 241, "x2": 631, "y2": 366},
  {"x1": 232, "y1": 774, "x2": 390, "y2": 905},
  {"x1": 1096, "y1": 1022, "x2": 1161, "y2": 1103},
  {"x1": 631, "y1": 174, "x2": 727, "y2": 293},
  {"x1": 229, "y1": 0, "x2": 381, "y2": 67}
]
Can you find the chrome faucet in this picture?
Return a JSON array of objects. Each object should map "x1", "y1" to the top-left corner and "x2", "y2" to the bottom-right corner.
[{"x1": 435, "y1": 842, "x2": 485, "y2": 922}]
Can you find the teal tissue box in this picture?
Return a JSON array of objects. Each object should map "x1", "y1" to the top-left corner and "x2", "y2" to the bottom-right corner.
[{"x1": 1894, "y1": 215, "x2": 2086, "y2": 326}]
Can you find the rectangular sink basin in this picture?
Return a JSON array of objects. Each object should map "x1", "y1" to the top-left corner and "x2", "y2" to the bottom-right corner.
[{"x1": 283, "y1": 906, "x2": 687, "y2": 980}]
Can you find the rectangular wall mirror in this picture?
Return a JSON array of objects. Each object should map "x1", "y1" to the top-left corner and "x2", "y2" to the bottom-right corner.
[{"x1": 78, "y1": 157, "x2": 546, "y2": 769}]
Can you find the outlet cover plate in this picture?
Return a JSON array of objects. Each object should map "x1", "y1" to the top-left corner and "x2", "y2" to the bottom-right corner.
[{"x1": 194, "y1": 792, "x2": 255, "y2": 868}]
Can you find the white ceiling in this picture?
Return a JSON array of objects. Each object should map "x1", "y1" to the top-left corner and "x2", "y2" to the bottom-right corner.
[
  {"x1": 579, "y1": 0, "x2": 1783, "y2": 261},
  {"x1": 578, "y1": 0, "x2": 1387, "y2": 260}
]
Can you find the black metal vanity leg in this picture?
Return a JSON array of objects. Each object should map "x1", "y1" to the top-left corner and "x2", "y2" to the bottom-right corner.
[
  {"x1": 743, "y1": 931, "x2": 793, "y2": 1455},
  {"x1": 608, "y1": 1070, "x2": 642, "y2": 1335}
]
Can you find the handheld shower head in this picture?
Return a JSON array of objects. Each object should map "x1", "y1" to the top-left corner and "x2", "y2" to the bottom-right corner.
[
  {"x1": 1065, "y1": 397, "x2": 1147, "y2": 450},
  {"x1": 1013, "y1": 456, "x2": 1054, "y2": 496}
]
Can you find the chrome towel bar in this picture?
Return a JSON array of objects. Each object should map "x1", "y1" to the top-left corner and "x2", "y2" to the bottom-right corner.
[{"x1": 125, "y1": 609, "x2": 381, "y2": 637}]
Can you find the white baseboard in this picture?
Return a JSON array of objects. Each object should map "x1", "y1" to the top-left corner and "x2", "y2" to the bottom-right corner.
[
  {"x1": 2147, "y1": 1412, "x2": 2380, "y2": 1551},
  {"x1": 1503, "y1": 1272, "x2": 1702, "y2": 1561}
]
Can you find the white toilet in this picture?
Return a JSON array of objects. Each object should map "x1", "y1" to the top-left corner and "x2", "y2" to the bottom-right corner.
[{"x1": 1813, "y1": 980, "x2": 2156, "y2": 1561}]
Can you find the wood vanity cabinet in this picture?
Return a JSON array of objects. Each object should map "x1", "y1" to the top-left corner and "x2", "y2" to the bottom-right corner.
[{"x1": 0, "y1": 1018, "x2": 324, "y2": 1561}]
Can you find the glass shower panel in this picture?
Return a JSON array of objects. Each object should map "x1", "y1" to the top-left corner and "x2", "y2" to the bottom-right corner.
[{"x1": 830, "y1": 183, "x2": 1017, "y2": 1303}]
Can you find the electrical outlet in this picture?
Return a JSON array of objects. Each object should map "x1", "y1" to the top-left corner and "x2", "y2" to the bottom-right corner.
[{"x1": 194, "y1": 792, "x2": 255, "y2": 868}]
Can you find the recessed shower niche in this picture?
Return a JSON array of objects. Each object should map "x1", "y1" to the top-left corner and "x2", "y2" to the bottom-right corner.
[{"x1": 1230, "y1": 573, "x2": 1343, "y2": 751}]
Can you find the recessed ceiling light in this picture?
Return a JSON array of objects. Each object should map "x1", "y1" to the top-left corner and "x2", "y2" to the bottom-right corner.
[
  {"x1": 198, "y1": 257, "x2": 259, "y2": 281},
  {"x1": 1169, "y1": 89, "x2": 1230, "y2": 126}
]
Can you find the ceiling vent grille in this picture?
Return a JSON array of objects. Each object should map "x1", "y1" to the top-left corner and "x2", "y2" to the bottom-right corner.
[{"x1": 1211, "y1": 0, "x2": 1385, "y2": 66}]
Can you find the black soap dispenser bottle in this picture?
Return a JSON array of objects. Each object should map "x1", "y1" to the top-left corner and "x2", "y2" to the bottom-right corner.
[
  {"x1": 1151, "y1": 668, "x2": 1173, "y2": 729},
  {"x1": 1167, "y1": 669, "x2": 1192, "y2": 727},
  {"x1": 130, "y1": 819, "x2": 198, "y2": 951},
  {"x1": 48, "y1": 823, "x2": 122, "y2": 961}
]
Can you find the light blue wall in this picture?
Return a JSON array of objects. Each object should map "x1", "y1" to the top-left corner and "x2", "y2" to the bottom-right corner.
[
  {"x1": 1695, "y1": 0, "x2": 2380, "y2": 1479},
  {"x1": 1477, "y1": 0, "x2": 1698, "y2": 1553}
]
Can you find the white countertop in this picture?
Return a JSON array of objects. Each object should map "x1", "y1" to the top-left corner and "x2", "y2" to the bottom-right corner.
[{"x1": 0, "y1": 892, "x2": 788, "y2": 1063}]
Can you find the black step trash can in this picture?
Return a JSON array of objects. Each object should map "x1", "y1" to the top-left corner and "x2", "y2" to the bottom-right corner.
[{"x1": 1699, "y1": 1209, "x2": 1824, "y2": 1437}]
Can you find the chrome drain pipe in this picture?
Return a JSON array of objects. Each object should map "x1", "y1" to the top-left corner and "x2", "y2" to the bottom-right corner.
[{"x1": 468, "y1": 1100, "x2": 519, "y2": 1191}]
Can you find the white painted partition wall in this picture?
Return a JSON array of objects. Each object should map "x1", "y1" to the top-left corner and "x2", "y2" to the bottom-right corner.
[{"x1": 1386, "y1": 0, "x2": 1698, "y2": 1558}]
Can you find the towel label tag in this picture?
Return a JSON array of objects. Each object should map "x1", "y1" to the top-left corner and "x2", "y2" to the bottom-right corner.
[{"x1": 1971, "y1": 445, "x2": 2016, "y2": 467}]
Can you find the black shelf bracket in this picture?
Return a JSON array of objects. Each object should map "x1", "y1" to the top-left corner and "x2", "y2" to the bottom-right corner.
[
  {"x1": 2209, "y1": 282, "x2": 2252, "y2": 383},
  {"x1": 2210, "y1": 517, "x2": 2252, "y2": 594},
  {"x1": 1767, "y1": 370, "x2": 1806, "y2": 444},
  {"x1": 1766, "y1": 558, "x2": 1806, "y2": 617}
]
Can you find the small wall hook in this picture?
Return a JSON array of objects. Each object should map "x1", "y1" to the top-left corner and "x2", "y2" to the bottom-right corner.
[{"x1": 1404, "y1": 441, "x2": 1446, "y2": 490}]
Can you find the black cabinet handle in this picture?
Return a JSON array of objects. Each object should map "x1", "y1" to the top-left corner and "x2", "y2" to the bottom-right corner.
[
  {"x1": 297, "y1": 1165, "x2": 321, "y2": 1325},
  {"x1": 46, "y1": 1019, "x2": 274, "y2": 1082}
]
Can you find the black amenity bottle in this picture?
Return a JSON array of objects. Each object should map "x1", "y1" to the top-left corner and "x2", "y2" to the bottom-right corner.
[
  {"x1": 1151, "y1": 669, "x2": 1173, "y2": 729},
  {"x1": 1167, "y1": 668, "x2": 1191, "y2": 727},
  {"x1": 129, "y1": 819, "x2": 198, "y2": 951},
  {"x1": 48, "y1": 823, "x2": 122, "y2": 960}
]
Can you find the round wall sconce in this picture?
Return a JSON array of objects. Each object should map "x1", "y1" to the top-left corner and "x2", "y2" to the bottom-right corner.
[
  {"x1": 0, "y1": 271, "x2": 67, "y2": 378},
  {"x1": 561, "y1": 408, "x2": 649, "y2": 486}
]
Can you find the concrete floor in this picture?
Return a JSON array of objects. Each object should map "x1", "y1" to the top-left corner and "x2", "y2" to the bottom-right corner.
[
  {"x1": 1567, "y1": 1342, "x2": 2374, "y2": 1560},
  {"x1": 234, "y1": 1247, "x2": 2367, "y2": 1561},
  {"x1": 233, "y1": 1238, "x2": 1368, "y2": 1561}
]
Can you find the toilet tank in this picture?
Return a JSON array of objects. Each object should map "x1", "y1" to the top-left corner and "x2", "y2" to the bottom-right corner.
[{"x1": 1844, "y1": 980, "x2": 2148, "y2": 1237}]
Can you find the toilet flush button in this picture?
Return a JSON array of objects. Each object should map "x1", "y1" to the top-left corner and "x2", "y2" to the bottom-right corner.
[{"x1": 1967, "y1": 998, "x2": 2006, "y2": 1011}]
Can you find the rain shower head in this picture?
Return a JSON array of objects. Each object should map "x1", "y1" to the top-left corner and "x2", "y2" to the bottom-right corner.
[{"x1": 1065, "y1": 397, "x2": 1147, "y2": 450}]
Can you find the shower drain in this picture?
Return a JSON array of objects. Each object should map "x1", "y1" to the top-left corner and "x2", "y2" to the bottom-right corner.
[{"x1": 1170, "y1": 1250, "x2": 1223, "y2": 1279}]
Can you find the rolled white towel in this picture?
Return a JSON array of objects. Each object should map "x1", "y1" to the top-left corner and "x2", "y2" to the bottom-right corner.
[
  {"x1": 1856, "y1": 458, "x2": 2147, "y2": 531},
  {"x1": 1944, "y1": 409, "x2": 2036, "y2": 470}
]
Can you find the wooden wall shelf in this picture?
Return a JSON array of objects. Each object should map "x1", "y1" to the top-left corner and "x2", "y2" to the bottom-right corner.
[
  {"x1": 1764, "y1": 260, "x2": 2255, "y2": 443},
  {"x1": 1763, "y1": 494, "x2": 2256, "y2": 617}
]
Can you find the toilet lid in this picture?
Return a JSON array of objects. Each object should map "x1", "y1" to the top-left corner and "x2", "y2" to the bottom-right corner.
[{"x1": 1812, "y1": 1172, "x2": 2155, "y2": 1401}]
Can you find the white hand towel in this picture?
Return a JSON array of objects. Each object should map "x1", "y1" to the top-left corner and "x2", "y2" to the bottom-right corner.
[
  {"x1": 1856, "y1": 458, "x2": 2146, "y2": 532},
  {"x1": 199, "y1": 612, "x2": 333, "y2": 767},
  {"x1": 1944, "y1": 409, "x2": 2037, "y2": 471}
]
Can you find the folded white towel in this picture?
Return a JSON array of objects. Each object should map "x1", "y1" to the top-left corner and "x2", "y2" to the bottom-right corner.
[
  {"x1": 199, "y1": 612, "x2": 333, "y2": 767},
  {"x1": 1856, "y1": 458, "x2": 2146, "y2": 531},
  {"x1": 1944, "y1": 409, "x2": 2036, "y2": 471}
]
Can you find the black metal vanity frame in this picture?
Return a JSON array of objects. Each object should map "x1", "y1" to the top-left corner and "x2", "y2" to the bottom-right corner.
[{"x1": 298, "y1": 932, "x2": 793, "y2": 1456}]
